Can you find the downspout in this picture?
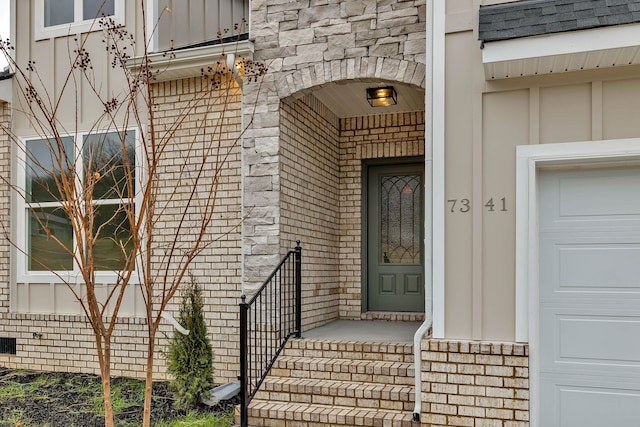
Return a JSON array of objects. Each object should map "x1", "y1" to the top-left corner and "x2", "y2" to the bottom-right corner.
[
  {"x1": 412, "y1": 278, "x2": 432, "y2": 422},
  {"x1": 227, "y1": 53, "x2": 243, "y2": 88},
  {"x1": 413, "y1": 0, "x2": 445, "y2": 421}
]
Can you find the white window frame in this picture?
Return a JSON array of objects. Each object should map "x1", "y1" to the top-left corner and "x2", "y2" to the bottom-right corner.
[
  {"x1": 15, "y1": 128, "x2": 142, "y2": 285},
  {"x1": 34, "y1": 0, "x2": 126, "y2": 41},
  {"x1": 515, "y1": 137, "x2": 640, "y2": 427}
]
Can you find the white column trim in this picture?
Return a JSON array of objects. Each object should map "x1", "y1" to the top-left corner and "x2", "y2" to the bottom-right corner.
[
  {"x1": 431, "y1": 0, "x2": 446, "y2": 340},
  {"x1": 146, "y1": 0, "x2": 159, "y2": 53}
]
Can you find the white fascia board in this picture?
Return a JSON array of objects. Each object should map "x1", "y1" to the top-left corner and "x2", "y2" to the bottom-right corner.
[
  {"x1": 483, "y1": 22, "x2": 640, "y2": 65},
  {"x1": 127, "y1": 40, "x2": 254, "y2": 82}
]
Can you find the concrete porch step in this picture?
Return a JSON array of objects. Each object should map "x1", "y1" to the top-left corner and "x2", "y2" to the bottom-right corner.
[
  {"x1": 255, "y1": 377, "x2": 415, "y2": 411},
  {"x1": 248, "y1": 401, "x2": 418, "y2": 427}
]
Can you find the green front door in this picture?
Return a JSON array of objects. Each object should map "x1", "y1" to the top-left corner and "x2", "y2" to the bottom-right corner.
[{"x1": 366, "y1": 163, "x2": 425, "y2": 312}]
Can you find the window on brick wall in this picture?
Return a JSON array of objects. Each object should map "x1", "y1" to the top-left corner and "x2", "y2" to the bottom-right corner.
[
  {"x1": 19, "y1": 130, "x2": 138, "y2": 276},
  {"x1": 35, "y1": 0, "x2": 125, "y2": 40}
]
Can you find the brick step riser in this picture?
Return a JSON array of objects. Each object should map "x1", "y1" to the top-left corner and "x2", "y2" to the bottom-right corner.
[
  {"x1": 269, "y1": 367, "x2": 414, "y2": 385},
  {"x1": 285, "y1": 341, "x2": 414, "y2": 361},
  {"x1": 247, "y1": 416, "x2": 416, "y2": 427},
  {"x1": 254, "y1": 390, "x2": 414, "y2": 411},
  {"x1": 254, "y1": 374, "x2": 416, "y2": 409},
  {"x1": 266, "y1": 356, "x2": 415, "y2": 388},
  {"x1": 274, "y1": 356, "x2": 413, "y2": 371},
  {"x1": 258, "y1": 379, "x2": 416, "y2": 398},
  {"x1": 247, "y1": 405, "x2": 417, "y2": 427},
  {"x1": 283, "y1": 349, "x2": 414, "y2": 362}
]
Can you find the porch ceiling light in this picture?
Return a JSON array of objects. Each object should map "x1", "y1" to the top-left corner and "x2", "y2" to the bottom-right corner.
[{"x1": 366, "y1": 86, "x2": 397, "y2": 107}]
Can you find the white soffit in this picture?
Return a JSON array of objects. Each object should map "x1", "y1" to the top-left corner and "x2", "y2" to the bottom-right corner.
[
  {"x1": 482, "y1": 23, "x2": 640, "y2": 80},
  {"x1": 312, "y1": 81, "x2": 425, "y2": 118}
]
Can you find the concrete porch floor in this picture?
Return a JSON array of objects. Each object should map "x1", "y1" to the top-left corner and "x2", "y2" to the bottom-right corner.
[{"x1": 301, "y1": 320, "x2": 422, "y2": 343}]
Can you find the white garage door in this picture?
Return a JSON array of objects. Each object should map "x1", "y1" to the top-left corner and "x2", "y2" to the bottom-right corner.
[{"x1": 539, "y1": 166, "x2": 640, "y2": 427}]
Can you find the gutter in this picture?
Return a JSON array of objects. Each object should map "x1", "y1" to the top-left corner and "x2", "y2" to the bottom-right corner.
[
  {"x1": 125, "y1": 39, "x2": 254, "y2": 83},
  {"x1": 413, "y1": 0, "x2": 446, "y2": 421}
]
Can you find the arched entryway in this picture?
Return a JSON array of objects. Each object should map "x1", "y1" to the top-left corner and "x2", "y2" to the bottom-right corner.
[{"x1": 277, "y1": 79, "x2": 426, "y2": 330}]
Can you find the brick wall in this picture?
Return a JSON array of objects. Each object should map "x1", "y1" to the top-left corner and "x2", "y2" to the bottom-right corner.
[
  {"x1": 421, "y1": 340, "x2": 530, "y2": 427},
  {"x1": 338, "y1": 111, "x2": 425, "y2": 319},
  {"x1": 148, "y1": 76, "x2": 244, "y2": 384},
  {"x1": 0, "y1": 314, "x2": 147, "y2": 376},
  {"x1": 0, "y1": 77, "x2": 244, "y2": 384},
  {"x1": 280, "y1": 94, "x2": 341, "y2": 330}
]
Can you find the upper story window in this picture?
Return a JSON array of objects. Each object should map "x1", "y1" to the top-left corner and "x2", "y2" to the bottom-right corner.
[
  {"x1": 35, "y1": 0, "x2": 125, "y2": 40},
  {"x1": 19, "y1": 130, "x2": 138, "y2": 277}
]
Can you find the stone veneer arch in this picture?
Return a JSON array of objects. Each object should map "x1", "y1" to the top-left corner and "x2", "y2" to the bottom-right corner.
[{"x1": 273, "y1": 57, "x2": 426, "y2": 100}]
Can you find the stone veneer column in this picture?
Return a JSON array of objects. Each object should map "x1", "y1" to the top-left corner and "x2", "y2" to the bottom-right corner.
[{"x1": 242, "y1": 76, "x2": 283, "y2": 290}]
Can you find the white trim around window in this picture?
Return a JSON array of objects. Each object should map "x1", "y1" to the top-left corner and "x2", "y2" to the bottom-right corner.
[
  {"x1": 34, "y1": 0, "x2": 125, "y2": 41},
  {"x1": 515, "y1": 137, "x2": 640, "y2": 427},
  {"x1": 15, "y1": 128, "x2": 142, "y2": 286}
]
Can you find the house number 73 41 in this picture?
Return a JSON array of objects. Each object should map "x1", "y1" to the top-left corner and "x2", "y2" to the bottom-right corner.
[{"x1": 447, "y1": 197, "x2": 508, "y2": 213}]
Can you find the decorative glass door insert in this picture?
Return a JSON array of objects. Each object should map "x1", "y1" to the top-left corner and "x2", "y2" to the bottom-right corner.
[{"x1": 367, "y1": 163, "x2": 424, "y2": 312}]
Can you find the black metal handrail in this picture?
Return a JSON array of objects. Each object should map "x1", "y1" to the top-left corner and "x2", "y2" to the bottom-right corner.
[{"x1": 239, "y1": 241, "x2": 302, "y2": 427}]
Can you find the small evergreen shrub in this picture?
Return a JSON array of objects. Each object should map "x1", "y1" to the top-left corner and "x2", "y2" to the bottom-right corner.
[{"x1": 167, "y1": 278, "x2": 214, "y2": 410}]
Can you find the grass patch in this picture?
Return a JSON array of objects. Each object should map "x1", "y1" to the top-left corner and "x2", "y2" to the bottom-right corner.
[
  {"x1": 158, "y1": 411, "x2": 235, "y2": 427},
  {"x1": 0, "y1": 368, "x2": 236, "y2": 427}
]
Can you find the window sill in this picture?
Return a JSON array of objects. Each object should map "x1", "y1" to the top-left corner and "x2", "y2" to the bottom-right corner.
[{"x1": 7, "y1": 312, "x2": 146, "y2": 324}]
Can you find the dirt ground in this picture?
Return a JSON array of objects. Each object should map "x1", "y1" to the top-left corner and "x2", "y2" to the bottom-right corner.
[{"x1": 0, "y1": 367, "x2": 236, "y2": 427}]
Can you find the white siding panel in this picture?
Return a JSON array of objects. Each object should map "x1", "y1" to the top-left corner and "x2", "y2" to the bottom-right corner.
[
  {"x1": 557, "y1": 244, "x2": 640, "y2": 290},
  {"x1": 558, "y1": 387, "x2": 640, "y2": 427},
  {"x1": 559, "y1": 173, "x2": 640, "y2": 218},
  {"x1": 540, "y1": 167, "x2": 640, "y2": 231},
  {"x1": 558, "y1": 316, "x2": 640, "y2": 365},
  {"x1": 539, "y1": 166, "x2": 640, "y2": 426},
  {"x1": 540, "y1": 380, "x2": 640, "y2": 427},
  {"x1": 539, "y1": 237, "x2": 640, "y2": 299},
  {"x1": 551, "y1": 241, "x2": 640, "y2": 292},
  {"x1": 541, "y1": 312, "x2": 640, "y2": 367}
]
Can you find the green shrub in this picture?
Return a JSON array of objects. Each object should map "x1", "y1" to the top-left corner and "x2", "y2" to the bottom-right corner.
[{"x1": 167, "y1": 278, "x2": 214, "y2": 410}]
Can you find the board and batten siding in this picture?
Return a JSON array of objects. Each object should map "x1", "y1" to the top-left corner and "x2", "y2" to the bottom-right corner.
[
  {"x1": 155, "y1": 0, "x2": 249, "y2": 51},
  {"x1": 443, "y1": 0, "x2": 640, "y2": 342},
  {"x1": 12, "y1": 0, "x2": 145, "y2": 135}
]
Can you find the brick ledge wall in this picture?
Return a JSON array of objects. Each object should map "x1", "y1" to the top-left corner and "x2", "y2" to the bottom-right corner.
[
  {"x1": 7, "y1": 313, "x2": 146, "y2": 324},
  {"x1": 421, "y1": 339, "x2": 529, "y2": 427}
]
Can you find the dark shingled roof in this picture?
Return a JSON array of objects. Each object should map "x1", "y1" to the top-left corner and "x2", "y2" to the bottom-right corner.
[
  {"x1": 479, "y1": 0, "x2": 640, "y2": 42},
  {"x1": 0, "y1": 68, "x2": 11, "y2": 81}
]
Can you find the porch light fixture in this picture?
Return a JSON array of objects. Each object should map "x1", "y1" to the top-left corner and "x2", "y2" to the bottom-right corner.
[{"x1": 366, "y1": 86, "x2": 397, "y2": 107}]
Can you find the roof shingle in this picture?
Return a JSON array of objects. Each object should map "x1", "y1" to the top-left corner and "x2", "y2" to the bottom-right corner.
[{"x1": 479, "y1": 0, "x2": 640, "y2": 42}]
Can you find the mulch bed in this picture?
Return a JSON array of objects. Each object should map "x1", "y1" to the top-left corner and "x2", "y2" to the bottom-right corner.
[{"x1": 0, "y1": 367, "x2": 237, "y2": 427}]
